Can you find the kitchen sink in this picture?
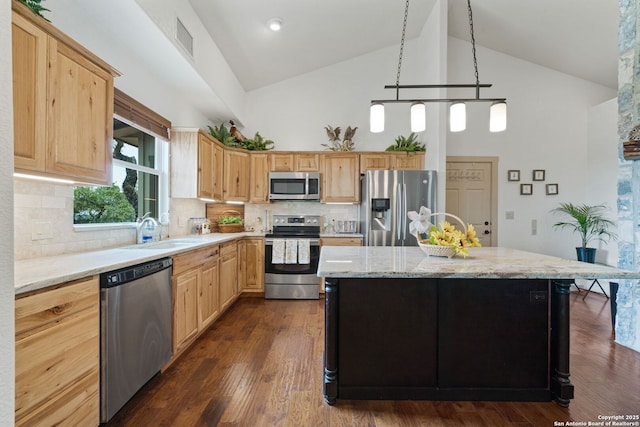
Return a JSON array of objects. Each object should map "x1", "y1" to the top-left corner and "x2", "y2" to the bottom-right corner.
[{"x1": 125, "y1": 240, "x2": 194, "y2": 250}]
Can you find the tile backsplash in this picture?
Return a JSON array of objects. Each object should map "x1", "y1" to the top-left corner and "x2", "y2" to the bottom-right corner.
[{"x1": 14, "y1": 179, "x2": 359, "y2": 260}]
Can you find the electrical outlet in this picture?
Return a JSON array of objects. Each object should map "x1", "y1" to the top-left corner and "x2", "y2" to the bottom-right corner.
[
  {"x1": 531, "y1": 219, "x2": 537, "y2": 235},
  {"x1": 505, "y1": 211, "x2": 515, "y2": 220}
]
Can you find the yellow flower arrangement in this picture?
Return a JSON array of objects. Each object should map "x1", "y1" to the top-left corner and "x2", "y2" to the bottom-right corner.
[{"x1": 420, "y1": 221, "x2": 481, "y2": 257}]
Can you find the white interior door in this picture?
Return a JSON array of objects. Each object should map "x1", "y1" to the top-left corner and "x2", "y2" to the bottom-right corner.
[{"x1": 445, "y1": 158, "x2": 497, "y2": 247}]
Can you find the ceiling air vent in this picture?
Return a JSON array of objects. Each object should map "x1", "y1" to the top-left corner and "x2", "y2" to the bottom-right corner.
[{"x1": 176, "y1": 18, "x2": 194, "y2": 57}]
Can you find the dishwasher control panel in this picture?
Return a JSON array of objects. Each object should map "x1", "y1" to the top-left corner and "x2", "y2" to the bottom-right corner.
[{"x1": 100, "y1": 257, "x2": 173, "y2": 288}]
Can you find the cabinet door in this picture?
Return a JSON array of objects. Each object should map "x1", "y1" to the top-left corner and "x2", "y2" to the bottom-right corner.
[
  {"x1": 198, "y1": 260, "x2": 220, "y2": 330},
  {"x1": 12, "y1": 12, "x2": 47, "y2": 172},
  {"x1": 212, "y1": 143, "x2": 224, "y2": 200},
  {"x1": 294, "y1": 153, "x2": 320, "y2": 171},
  {"x1": 47, "y1": 38, "x2": 113, "y2": 185},
  {"x1": 270, "y1": 153, "x2": 295, "y2": 171},
  {"x1": 438, "y1": 279, "x2": 549, "y2": 389},
  {"x1": 243, "y1": 239, "x2": 265, "y2": 292},
  {"x1": 392, "y1": 152, "x2": 424, "y2": 170},
  {"x1": 219, "y1": 242, "x2": 238, "y2": 311},
  {"x1": 174, "y1": 270, "x2": 199, "y2": 353},
  {"x1": 198, "y1": 133, "x2": 215, "y2": 199},
  {"x1": 360, "y1": 154, "x2": 391, "y2": 171},
  {"x1": 223, "y1": 150, "x2": 250, "y2": 201},
  {"x1": 322, "y1": 153, "x2": 360, "y2": 203},
  {"x1": 15, "y1": 276, "x2": 100, "y2": 427},
  {"x1": 250, "y1": 153, "x2": 270, "y2": 203}
]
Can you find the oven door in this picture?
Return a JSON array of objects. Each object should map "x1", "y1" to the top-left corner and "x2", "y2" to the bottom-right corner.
[{"x1": 264, "y1": 238, "x2": 320, "y2": 279}]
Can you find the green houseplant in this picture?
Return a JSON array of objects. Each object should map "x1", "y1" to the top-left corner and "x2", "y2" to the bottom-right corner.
[
  {"x1": 550, "y1": 202, "x2": 617, "y2": 263},
  {"x1": 385, "y1": 133, "x2": 426, "y2": 152}
]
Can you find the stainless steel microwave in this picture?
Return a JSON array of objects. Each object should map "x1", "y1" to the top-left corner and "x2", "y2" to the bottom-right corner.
[{"x1": 269, "y1": 172, "x2": 320, "y2": 200}]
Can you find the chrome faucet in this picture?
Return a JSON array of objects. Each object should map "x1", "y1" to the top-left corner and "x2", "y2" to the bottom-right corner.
[{"x1": 137, "y1": 212, "x2": 159, "y2": 244}]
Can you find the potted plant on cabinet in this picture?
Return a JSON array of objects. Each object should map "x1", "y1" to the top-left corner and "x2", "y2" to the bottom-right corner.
[{"x1": 550, "y1": 202, "x2": 617, "y2": 263}]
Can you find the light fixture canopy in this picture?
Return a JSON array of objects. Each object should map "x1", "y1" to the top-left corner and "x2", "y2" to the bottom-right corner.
[
  {"x1": 369, "y1": 0, "x2": 506, "y2": 133},
  {"x1": 268, "y1": 17, "x2": 283, "y2": 31},
  {"x1": 410, "y1": 102, "x2": 426, "y2": 132}
]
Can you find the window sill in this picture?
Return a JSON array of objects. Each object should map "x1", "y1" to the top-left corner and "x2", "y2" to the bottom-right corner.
[{"x1": 74, "y1": 222, "x2": 137, "y2": 232}]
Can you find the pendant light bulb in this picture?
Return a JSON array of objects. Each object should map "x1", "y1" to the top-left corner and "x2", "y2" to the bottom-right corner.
[
  {"x1": 370, "y1": 103, "x2": 385, "y2": 133},
  {"x1": 490, "y1": 101, "x2": 507, "y2": 132},
  {"x1": 450, "y1": 102, "x2": 466, "y2": 132},
  {"x1": 410, "y1": 102, "x2": 426, "y2": 132}
]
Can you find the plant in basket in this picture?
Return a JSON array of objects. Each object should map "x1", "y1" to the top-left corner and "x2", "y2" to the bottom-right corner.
[
  {"x1": 217, "y1": 215, "x2": 244, "y2": 232},
  {"x1": 408, "y1": 207, "x2": 481, "y2": 257}
]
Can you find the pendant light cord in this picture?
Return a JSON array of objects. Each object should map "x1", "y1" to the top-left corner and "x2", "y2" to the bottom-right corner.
[
  {"x1": 467, "y1": 0, "x2": 480, "y2": 98},
  {"x1": 395, "y1": 0, "x2": 410, "y2": 100}
]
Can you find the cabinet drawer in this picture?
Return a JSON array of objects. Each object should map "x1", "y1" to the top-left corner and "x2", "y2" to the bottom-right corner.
[
  {"x1": 320, "y1": 237, "x2": 363, "y2": 246},
  {"x1": 15, "y1": 276, "x2": 98, "y2": 337},
  {"x1": 172, "y1": 245, "x2": 219, "y2": 276},
  {"x1": 220, "y1": 241, "x2": 237, "y2": 258}
]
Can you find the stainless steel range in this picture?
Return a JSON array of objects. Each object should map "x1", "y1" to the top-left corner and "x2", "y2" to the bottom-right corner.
[{"x1": 265, "y1": 214, "x2": 321, "y2": 299}]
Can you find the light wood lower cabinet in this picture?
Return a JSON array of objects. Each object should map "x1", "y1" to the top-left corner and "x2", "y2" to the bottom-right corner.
[
  {"x1": 219, "y1": 241, "x2": 239, "y2": 311},
  {"x1": 15, "y1": 276, "x2": 100, "y2": 427},
  {"x1": 172, "y1": 245, "x2": 220, "y2": 355},
  {"x1": 238, "y1": 238, "x2": 265, "y2": 293}
]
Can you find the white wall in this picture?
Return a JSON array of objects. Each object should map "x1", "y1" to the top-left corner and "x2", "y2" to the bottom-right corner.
[
  {"x1": 0, "y1": 0, "x2": 15, "y2": 421},
  {"x1": 446, "y1": 37, "x2": 616, "y2": 259}
]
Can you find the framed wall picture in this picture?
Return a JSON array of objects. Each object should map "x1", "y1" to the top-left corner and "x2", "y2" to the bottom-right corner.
[
  {"x1": 520, "y1": 183, "x2": 533, "y2": 195},
  {"x1": 508, "y1": 170, "x2": 520, "y2": 181},
  {"x1": 533, "y1": 169, "x2": 546, "y2": 181},
  {"x1": 546, "y1": 183, "x2": 559, "y2": 195}
]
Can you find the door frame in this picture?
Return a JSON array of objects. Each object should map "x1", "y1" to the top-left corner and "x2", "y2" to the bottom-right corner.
[{"x1": 445, "y1": 156, "x2": 499, "y2": 246}]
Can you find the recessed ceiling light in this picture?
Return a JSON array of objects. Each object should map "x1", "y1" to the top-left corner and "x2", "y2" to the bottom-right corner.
[{"x1": 268, "y1": 18, "x2": 283, "y2": 32}]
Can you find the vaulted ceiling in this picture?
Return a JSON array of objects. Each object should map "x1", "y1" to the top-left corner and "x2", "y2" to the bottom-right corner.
[{"x1": 189, "y1": 0, "x2": 618, "y2": 91}]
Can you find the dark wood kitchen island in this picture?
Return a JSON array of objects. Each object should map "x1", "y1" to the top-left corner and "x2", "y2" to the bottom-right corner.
[{"x1": 317, "y1": 246, "x2": 639, "y2": 407}]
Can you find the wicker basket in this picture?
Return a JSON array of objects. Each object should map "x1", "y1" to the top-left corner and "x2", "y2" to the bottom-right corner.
[
  {"x1": 413, "y1": 212, "x2": 467, "y2": 258},
  {"x1": 217, "y1": 210, "x2": 244, "y2": 233}
]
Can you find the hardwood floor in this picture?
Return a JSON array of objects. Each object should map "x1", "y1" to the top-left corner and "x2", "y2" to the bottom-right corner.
[{"x1": 107, "y1": 291, "x2": 640, "y2": 427}]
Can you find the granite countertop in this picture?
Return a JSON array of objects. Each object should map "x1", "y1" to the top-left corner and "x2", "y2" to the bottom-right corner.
[
  {"x1": 318, "y1": 246, "x2": 640, "y2": 280},
  {"x1": 15, "y1": 232, "x2": 265, "y2": 295}
]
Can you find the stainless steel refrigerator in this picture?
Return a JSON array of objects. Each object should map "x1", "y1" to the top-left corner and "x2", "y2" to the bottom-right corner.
[{"x1": 360, "y1": 170, "x2": 437, "y2": 246}]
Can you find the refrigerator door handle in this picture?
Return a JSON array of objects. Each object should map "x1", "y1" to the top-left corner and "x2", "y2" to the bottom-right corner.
[
  {"x1": 402, "y1": 182, "x2": 407, "y2": 240},
  {"x1": 396, "y1": 183, "x2": 402, "y2": 241}
]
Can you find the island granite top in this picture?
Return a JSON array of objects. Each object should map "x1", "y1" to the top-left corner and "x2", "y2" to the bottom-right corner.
[{"x1": 317, "y1": 246, "x2": 640, "y2": 280}]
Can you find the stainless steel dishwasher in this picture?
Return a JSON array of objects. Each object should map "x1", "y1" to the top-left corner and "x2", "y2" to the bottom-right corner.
[{"x1": 100, "y1": 257, "x2": 173, "y2": 423}]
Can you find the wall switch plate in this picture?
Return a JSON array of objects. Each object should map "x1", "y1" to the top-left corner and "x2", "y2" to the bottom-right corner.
[
  {"x1": 31, "y1": 220, "x2": 53, "y2": 240},
  {"x1": 531, "y1": 219, "x2": 537, "y2": 235},
  {"x1": 505, "y1": 211, "x2": 515, "y2": 220}
]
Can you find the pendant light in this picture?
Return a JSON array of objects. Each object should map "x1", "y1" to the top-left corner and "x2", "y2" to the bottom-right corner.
[
  {"x1": 370, "y1": 103, "x2": 385, "y2": 133},
  {"x1": 369, "y1": 0, "x2": 506, "y2": 133},
  {"x1": 490, "y1": 101, "x2": 507, "y2": 132},
  {"x1": 410, "y1": 102, "x2": 426, "y2": 132}
]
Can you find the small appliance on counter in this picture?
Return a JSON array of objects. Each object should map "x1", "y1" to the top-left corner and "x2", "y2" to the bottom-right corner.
[{"x1": 264, "y1": 214, "x2": 321, "y2": 299}]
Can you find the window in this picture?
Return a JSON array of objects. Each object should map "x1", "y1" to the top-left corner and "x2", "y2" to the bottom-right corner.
[{"x1": 73, "y1": 118, "x2": 169, "y2": 225}]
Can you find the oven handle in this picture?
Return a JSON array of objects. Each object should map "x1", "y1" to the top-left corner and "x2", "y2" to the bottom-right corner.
[{"x1": 265, "y1": 238, "x2": 320, "y2": 246}]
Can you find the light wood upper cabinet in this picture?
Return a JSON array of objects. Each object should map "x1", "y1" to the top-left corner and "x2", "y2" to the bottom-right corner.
[
  {"x1": 270, "y1": 153, "x2": 295, "y2": 171},
  {"x1": 12, "y1": 11, "x2": 47, "y2": 172},
  {"x1": 360, "y1": 152, "x2": 425, "y2": 171},
  {"x1": 171, "y1": 129, "x2": 224, "y2": 200},
  {"x1": 250, "y1": 153, "x2": 270, "y2": 203},
  {"x1": 392, "y1": 152, "x2": 425, "y2": 170},
  {"x1": 15, "y1": 276, "x2": 100, "y2": 427},
  {"x1": 321, "y1": 153, "x2": 360, "y2": 203},
  {"x1": 360, "y1": 153, "x2": 392, "y2": 171},
  {"x1": 11, "y1": 3, "x2": 118, "y2": 185},
  {"x1": 295, "y1": 153, "x2": 320, "y2": 171},
  {"x1": 223, "y1": 149, "x2": 250, "y2": 202}
]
